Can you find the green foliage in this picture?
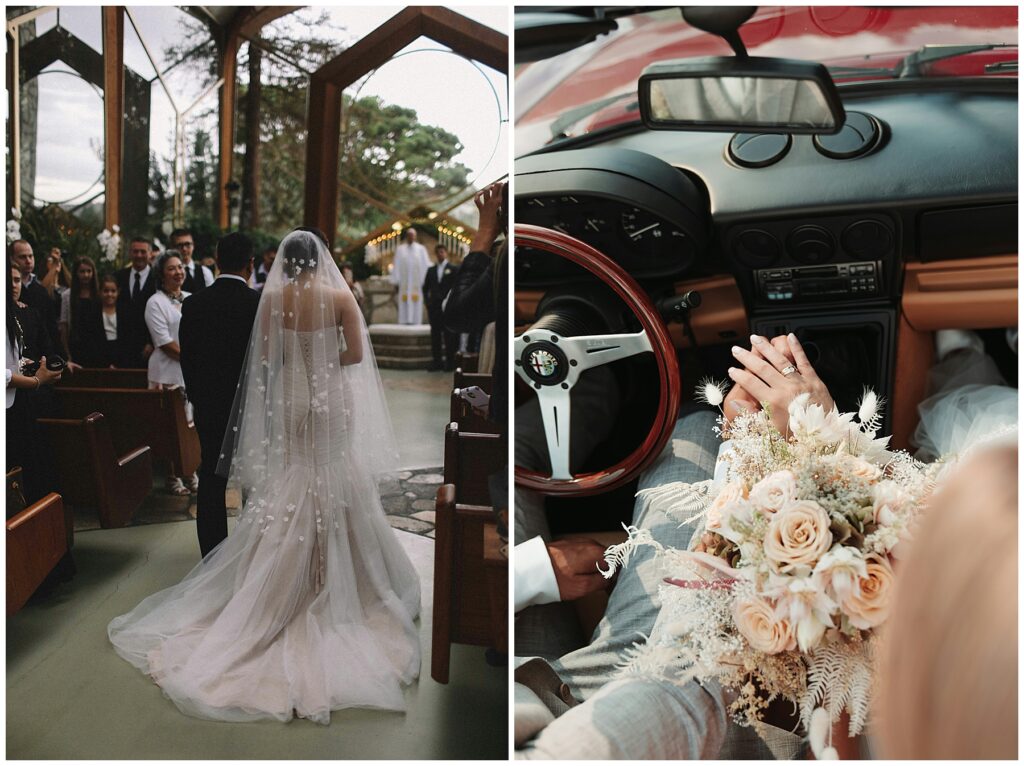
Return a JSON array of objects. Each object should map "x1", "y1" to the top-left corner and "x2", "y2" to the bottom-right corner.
[{"x1": 15, "y1": 204, "x2": 109, "y2": 274}]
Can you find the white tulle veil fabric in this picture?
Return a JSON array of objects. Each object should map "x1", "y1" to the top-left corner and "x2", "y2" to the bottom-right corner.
[
  {"x1": 912, "y1": 347, "x2": 1018, "y2": 462},
  {"x1": 217, "y1": 229, "x2": 400, "y2": 488},
  {"x1": 108, "y1": 230, "x2": 420, "y2": 723}
]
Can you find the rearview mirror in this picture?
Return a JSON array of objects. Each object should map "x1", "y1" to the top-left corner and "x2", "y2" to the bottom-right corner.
[{"x1": 639, "y1": 57, "x2": 845, "y2": 134}]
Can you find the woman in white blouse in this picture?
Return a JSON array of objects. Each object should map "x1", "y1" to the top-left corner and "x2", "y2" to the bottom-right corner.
[{"x1": 145, "y1": 250, "x2": 194, "y2": 496}]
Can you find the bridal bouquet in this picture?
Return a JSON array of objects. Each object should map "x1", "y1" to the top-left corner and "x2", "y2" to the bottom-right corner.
[{"x1": 601, "y1": 385, "x2": 943, "y2": 751}]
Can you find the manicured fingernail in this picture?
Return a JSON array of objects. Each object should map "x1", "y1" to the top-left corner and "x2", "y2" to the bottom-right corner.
[
  {"x1": 728, "y1": 367, "x2": 738, "y2": 375},
  {"x1": 731, "y1": 346, "x2": 742, "y2": 355},
  {"x1": 788, "y1": 333, "x2": 799, "y2": 344},
  {"x1": 750, "y1": 334, "x2": 763, "y2": 345}
]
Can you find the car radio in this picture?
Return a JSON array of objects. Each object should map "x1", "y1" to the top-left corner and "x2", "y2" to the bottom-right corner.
[{"x1": 756, "y1": 261, "x2": 881, "y2": 303}]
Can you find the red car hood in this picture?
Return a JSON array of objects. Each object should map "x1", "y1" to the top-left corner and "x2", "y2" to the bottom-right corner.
[{"x1": 516, "y1": 5, "x2": 1018, "y2": 153}]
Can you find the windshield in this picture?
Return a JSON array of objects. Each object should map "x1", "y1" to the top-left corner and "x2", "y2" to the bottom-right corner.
[{"x1": 515, "y1": 5, "x2": 1018, "y2": 154}]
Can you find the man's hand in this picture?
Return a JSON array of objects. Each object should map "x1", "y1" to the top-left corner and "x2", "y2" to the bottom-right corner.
[
  {"x1": 547, "y1": 538, "x2": 609, "y2": 601},
  {"x1": 143, "y1": 343, "x2": 154, "y2": 359},
  {"x1": 469, "y1": 181, "x2": 505, "y2": 254}
]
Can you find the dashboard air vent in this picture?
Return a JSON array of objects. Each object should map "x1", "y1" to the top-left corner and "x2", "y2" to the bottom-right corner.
[{"x1": 813, "y1": 111, "x2": 882, "y2": 160}]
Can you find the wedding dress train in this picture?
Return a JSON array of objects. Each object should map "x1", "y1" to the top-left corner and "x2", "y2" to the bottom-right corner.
[{"x1": 109, "y1": 231, "x2": 420, "y2": 723}]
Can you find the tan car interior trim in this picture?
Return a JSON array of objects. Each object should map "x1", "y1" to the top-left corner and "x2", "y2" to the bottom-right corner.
[{"x1": 902, "y1": 254, "x2": 1018, "y2": 331}]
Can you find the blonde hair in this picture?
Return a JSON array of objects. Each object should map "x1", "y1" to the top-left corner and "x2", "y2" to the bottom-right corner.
[{"x1": 878, "y1": 445, "x2": 1017, "y2": 758}]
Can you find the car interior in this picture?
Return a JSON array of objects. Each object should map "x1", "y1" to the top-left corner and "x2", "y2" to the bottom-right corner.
[{"x1": 512, "y1": 6, "x2": 1018, "y2": 569}]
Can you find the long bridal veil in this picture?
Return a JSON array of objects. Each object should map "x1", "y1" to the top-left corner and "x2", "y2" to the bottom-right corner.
[{"x1": 108, "y1": 230, "x2": 420, "y2": 724}]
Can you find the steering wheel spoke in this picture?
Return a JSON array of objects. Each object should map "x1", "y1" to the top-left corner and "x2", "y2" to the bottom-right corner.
[
  {"x1": 536, "y1": 385, "x2": 572, "y2": 480},
  {"x1": 559, "y1": 331, "x2": 653, "y2": 371}
]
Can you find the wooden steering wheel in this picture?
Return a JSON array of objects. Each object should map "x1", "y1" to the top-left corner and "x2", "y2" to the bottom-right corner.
[{"x1": 514, "y1": 223, "x2": 682, "y2": 496}]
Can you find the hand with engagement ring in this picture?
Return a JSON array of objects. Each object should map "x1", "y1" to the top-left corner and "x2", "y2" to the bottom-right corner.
[{"x1": 724, "y1": 332, "x2": 835, "y2": 437}]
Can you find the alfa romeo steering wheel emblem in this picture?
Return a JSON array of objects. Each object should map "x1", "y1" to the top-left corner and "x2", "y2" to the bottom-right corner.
[{"x1": 529, "y1": 348, "x2": 559, "y2": 378}]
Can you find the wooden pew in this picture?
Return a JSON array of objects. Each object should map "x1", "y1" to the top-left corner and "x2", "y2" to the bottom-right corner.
[
  {"x1": 454, "y1": 351, "x2": 479, "y2": 373},
  {"x1": 56, "y1": 368, "x2": 148, "y2": 389},
  {"x1": 39, "y1": 412, "x2": 153, "y2": 529},
  {"x1": 54, "y1": 387, "x2": 200, "y2": 477},
  {"x1": 453, "y1": 369, "x2": 493, "y2": 395},
  {"x1": 432, "y1": 422, "x2": 506, "y2": 683},
  {"x1": 6, "y1": 469, "x2": 68, "y2": 616}
]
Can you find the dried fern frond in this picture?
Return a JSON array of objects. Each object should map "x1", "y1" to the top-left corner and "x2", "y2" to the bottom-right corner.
[{"x1": 637, "y1": 479, "x2": 715, "y2": 525}]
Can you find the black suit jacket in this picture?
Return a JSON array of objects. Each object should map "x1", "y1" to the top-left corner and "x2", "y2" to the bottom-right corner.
[
  {"x1": 182, "y1": 261, "x2": 211, "y2": 294},
  {"x1": 19, "y1": 277, "x2": 59, "y2": 357},
  {"x1": 422, "y1": 261, "x2": 459, "y2": 317},
  {"x1": 115, "y1": 266, "x2": 157, "y2": 366},
  {"x1": 179, "y1": 277, "x2": 260, "y2": 436}
]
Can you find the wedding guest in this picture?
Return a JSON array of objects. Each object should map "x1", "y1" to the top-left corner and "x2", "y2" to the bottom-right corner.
[
  {"x1": 254, "y1": 245, "x2": 276, "y2": 290},
  {"x1": 423, "y1": 245, "x2": 458, "y2": 371},
  {"x1": 40, "y1": 248, "x2": 71, "y2": 310},
  {"x1": 145, "y1": 250, "x2": 195, "y2": 496},
  {"x1": 878, "y1": 445, "x2": 1017, "y2": 759},
  {"x1": 59, "y1": 256, "x2": 101, "y2": 368},
  {"x1": 171, "y1": 228, "x2": 213, "y2": 294},
  {"x1": 444, "y1": 181, "x2": 507, "y2": 426},
  {"x1": 93, "y1": 274, "x2": 131, "y2": 368},
  {"x1": 116, "y1": 237, "x2": 157, "y2": 367},
  {"x1": 9, "y1": 239, "x2": 59, "y2": 355},
  {"x1": 180, "y1": 232, "x2": 260, "y2": 557},
  {"x1": 340, "y1": 262, "x2": 364, "y2": 307},
  {"x1": 7, "y1": 265, "x2": 62, "y2": 504}
]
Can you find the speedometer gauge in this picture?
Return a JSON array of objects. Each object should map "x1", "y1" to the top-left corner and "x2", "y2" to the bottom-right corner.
[{"x1": 621, "y1": 208, "x2": 666, "y2": 243}]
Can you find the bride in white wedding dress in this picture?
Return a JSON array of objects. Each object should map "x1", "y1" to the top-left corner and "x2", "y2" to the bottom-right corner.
[{"x1": 108, "y1": 229, "x2": 420, "y2": 724}]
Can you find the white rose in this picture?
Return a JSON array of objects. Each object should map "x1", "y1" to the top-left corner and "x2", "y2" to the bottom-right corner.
[
  {"x1": 764, "y1": 500, "x2": 834, "y2": 573},
  {"x1": 748, "y1": 471, "x2": 798, "y2": 514},
  {"x1": 873, "y1": 481, "x2": 910, "y2": 525},
  {"x1": 707, "y1": 481, "x2": 747, "y2": 530},
  {"x1": 842, "y1": 553, "x2": 895, "y2": 630},
  {"x1": 733, "y1": 596, "x2": 796, "y2": 654},
  {"x1": 812, "y1": 546, "x2": 868, "y2": 602}
]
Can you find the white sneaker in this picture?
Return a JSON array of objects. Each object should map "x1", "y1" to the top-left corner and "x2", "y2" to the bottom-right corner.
[{"x1": 935, "y1": 329, "x2": 984, "y2": 361}]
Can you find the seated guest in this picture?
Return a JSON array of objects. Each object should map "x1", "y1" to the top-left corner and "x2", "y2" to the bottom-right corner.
[
  {"x1": 145, "y1": 250, "x2": 195, "y2": 496},
  {"x1": 59, "y1": 256, "x2": 102, "y2": 368},
  {"x1": 115, "y1": 237, "x2": 157, "y2": 367},
  {"x1": 7, "y1": 265, "x2": 63, "y2": 504},
  {"x1": 340, "y1": 262, "x2": 364, "y2": 307}
]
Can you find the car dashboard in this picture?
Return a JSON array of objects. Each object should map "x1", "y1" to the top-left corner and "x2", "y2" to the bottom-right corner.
[{"x1": 515, "y1": 81, "x2": 1017, "y2": 318}]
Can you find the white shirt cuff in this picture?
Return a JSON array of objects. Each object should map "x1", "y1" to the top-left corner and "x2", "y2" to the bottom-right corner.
[{"x1": 514, "y1": 535, "x2": 561, "y2": 612}]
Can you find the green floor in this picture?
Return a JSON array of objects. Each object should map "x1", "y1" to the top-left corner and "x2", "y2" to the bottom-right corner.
[{"x1": 7, "y1": 369, "x2": 508, "y2": 759}]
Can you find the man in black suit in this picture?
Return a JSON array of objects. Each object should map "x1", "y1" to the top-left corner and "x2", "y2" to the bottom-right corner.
[
  {"x1": 9, "y1": 239, "x2": 59, "y2": 354},
  {"x1": 115, "y1": 237, "x2": 157, "y2": 367},
  {"x1": 179, "y1": 232, "x2": 260, "y2": 557},
  {"x1": 423, "y1": 244, "x2": 460, "y2": 371},
  {"x1": 172, "y1": 227, "x2": 213, "y2": 293}
]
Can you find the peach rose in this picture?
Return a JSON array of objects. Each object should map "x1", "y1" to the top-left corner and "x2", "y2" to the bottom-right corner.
[
  {"x1": 841, "y1": 454, "x2": 881, "y2": 481},
  {"x1": 733, "y1": 596, "x2": 796, "y2": 654},
  {"x1": 748, "y1": 471, "x2": 798, "y2": 514},
  {"x1": 764, "y1": 500, "x2": 833, "y2": 573},
  {"x1": 707, "y1": 481, "x2": 748, "y2": 530},
  {"x1": 842, "y1": 553, "x2": 895, "y2": 630}
]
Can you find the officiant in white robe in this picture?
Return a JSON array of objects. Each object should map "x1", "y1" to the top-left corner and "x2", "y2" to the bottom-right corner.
[{"x1": 390, "y1": 228, "x2": 431, "y2": 325}]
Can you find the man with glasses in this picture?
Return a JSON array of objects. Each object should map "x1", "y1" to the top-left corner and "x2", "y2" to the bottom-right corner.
[{"x1": 171, "y1": 228, "x2": 213, "y2": 294}]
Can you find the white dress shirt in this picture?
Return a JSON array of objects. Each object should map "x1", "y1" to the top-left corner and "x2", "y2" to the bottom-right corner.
[
  {"x1": 6, "y1": 324, "x2": 20, "y2": 409},
  {"x1": 513, "y1": 441, "x2": 734, "y2": 613},
  {"x1": 185, "y1": 260, "x2": 214, "y2": 288}
]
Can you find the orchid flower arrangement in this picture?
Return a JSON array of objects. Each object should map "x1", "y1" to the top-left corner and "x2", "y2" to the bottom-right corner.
[
  {"x1": 96, "y1": 225, "x2": 122, "y2": 263},
  {"x1": 6, "y1": 208, "x2": 22, "y2": 245},
  {"x1": 601, "y1": 385, "x2": 943, "y2": 754}
]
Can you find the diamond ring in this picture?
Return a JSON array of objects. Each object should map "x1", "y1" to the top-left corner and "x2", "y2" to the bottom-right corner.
[{"x1": 781, "y1": 365, "x2": 798, "y2": 377}]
